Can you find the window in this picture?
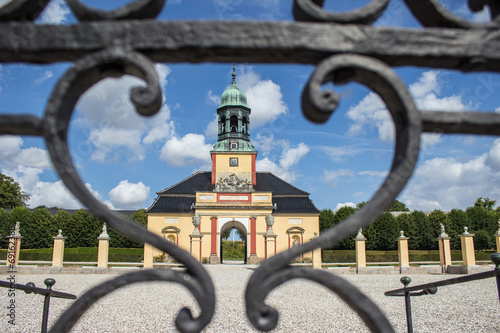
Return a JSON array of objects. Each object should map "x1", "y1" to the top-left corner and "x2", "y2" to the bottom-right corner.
[
  {"x1": 230, "y1": 142, "x2": 238, "y2": 149},
  {"x1": 230, "y1": 115, "x2": 238, "y2": 132}
]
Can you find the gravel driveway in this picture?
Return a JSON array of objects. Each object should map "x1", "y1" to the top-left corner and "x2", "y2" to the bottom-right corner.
[{"x1": 0, "y1": 265, "x2": 498, "y2": 332}]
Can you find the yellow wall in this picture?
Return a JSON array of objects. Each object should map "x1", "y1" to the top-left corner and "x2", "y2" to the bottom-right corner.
[
  {"x1": 146, "y1": 210, "x2": 319, "y2": 263},
  {"x1": 273, "y1": 214, "x2": 320, "y2": 258},
  {"x1": 213, "y1": 152, "x2": 256, "y2": 183}
]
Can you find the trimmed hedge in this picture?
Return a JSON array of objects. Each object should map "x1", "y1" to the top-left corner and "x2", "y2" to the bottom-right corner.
[
  {"x1": 322, "y1": 250, "x2": 496, "y2": 263},
  {"x1": 0, "y1": 247, "x2": 143, "y2": 262}
]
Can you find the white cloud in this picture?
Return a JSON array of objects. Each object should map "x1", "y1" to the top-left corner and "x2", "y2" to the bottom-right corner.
[
  {"x1": 236, "y1": 66, "x2": 288, "y2": 128},
  {"x1": 347, "y1": 71, "x2": 468, "y2": 144},
  {"x1": 160, "y1": 133, "x2": 212, "y2": 166},
  {"x1": 487, "y1": 138, "x2": 500, "y2": 169},
  {"x1": 204, "y1": 114, "x2": 219, "y2": 139},
  {"x1": 358, "y1": 170, "x2": 387, "y2": 177},
  {"x1": 34, "y1": 70, "x2": 53, "y2": 85},
  {"x1": 0, "y1": 136, "x2": 51, "y2": 170},
  {"x1": 334, "y1": 202, "x2": 357, "y2": 212},
  {"x1": 28, "y1": 180, "x2": 100, "y2": 209},
  {"x1": 109, "y1": 180, "x2": 150, "y2": 209},
  {"x1": 322, "y1": 146, "x2": 360, "y2": 162},
  {"x1": 401, "y1": 141, "x2": 500, "y2": 211},
  {"x1": 75, "y1": 64, "x2": 175, "y2": 163},
  {"x1": 0, "y1": 136, "x2": 103, "y2": 209},
  {"x1": 256, "y1": 142, "x2": 309, "y2": 182},
  {"x1": 38, "y1": 0, "x2": 70, "y2": 24},
  {"x1": 207, "y1": 90, "x2": 220, "y2": 104},
  {"x1": 322, "y1": 169, "x2": 355, "y2": 186}
]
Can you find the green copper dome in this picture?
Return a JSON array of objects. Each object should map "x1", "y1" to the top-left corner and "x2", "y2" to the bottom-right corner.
[
  {"x1": 218, "y1": 66, "x2": 249, "y2": 109},
  {"x1": 219, "y1": 82, "x2": 249, "y2": 108}
]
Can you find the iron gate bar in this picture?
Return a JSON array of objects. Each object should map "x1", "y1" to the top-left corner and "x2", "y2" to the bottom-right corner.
[
  {"x1": 385, "y1": 270, "x2": 500, "y2": 298},
  {"x1": 1, "y1": 22, "x2": 500, "y2": 71},
  {"x1": 385, "y1": 253, "x2": 500, "y2": 333},
  {"x1": 0, "y1": 278, "x2": 77, "y2": 333},
  {"x1": 0, "y1": 280, "x2": 77, "y2": 299},
  {"x1": 1, "y1": 0, "x2": 500, "y2": 332}
]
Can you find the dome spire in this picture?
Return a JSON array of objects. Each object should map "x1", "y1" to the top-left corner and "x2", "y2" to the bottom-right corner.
[{"x1": 232, "y1": 63, "x2": 236, "y2": 84}]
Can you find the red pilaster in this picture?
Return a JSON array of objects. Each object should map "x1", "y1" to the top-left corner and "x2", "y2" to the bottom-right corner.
[
  {"x1": 211, "y1": 216, "x2": 217, "y2": 255},
  {"x1": 250, "y1": 216, "x2": 257, "y2": 255}
]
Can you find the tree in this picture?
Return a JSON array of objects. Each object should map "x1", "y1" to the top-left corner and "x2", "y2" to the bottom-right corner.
[
  {"x1": 22, "y1": 207, "x2": 56, "y2": 249},
  {"x1": 474, "y1": 230, "x2": 492, "y2": 250},
  {"x1": 222, "y1": 229, "x2": 230, "y2": 240},
  {"x1": 64, "y1": 209, "x2": 100, "y2": 248},
  {"x1": 333, "y1": 206, "x2": 357, "y2": 250},
  {"x1": 388, "y1": 200, "x2": 410, "y2": 212},
  {"x1": 412, "y1": 211, "x2": 434, "y2": 250},
  {"x1": 372, "y1": 212, "x2": 399, "y2": 250},
  {"x1": 6, "y1": 207, "x2": 32, "y2": 249},
  {"x1": 108, "y1": 210, "x2": 148, "y2": 248},
  {"x1": 54, "y1": 209, "x2": 71, "y2": 231},
  {"x1": 319, "y1": 209, "x2": 335, "y2": 233},
  {"x1": 0, "y1": 173, "x2": 29, "y2": 208},
  {"x1": 236, "y1": 229, "x2": 246, "y2": 241},
  {"x1": 474, "y1": 197, "x2": 496, "y2": 210},
  {"x1": 447, "y1": 209, "x2": 468, "y2": 250},
  {"x1": 428, "y1": 210, "x2": 448, "y2": 250},
  {"x1": 0, "y1": 208, "x2": 9, "y2": 248}
]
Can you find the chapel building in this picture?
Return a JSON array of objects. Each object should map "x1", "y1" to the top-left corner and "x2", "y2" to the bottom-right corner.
[{"x1": 144, "y1": 68, "x2": 320, "y2": 266}]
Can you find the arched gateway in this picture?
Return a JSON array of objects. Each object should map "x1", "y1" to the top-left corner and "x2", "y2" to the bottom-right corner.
[
  {"x1": 144, "y1": 67, "x2": 321, "y2": 266},
  {"x1": 219, "y1": 220, "x2": 247, "y2": 264}
]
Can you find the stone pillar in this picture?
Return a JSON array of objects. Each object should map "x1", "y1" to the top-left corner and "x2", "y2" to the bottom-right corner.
[
  {"x1": 495, "y1": 219, "x2": 500, "y2": 253},
  {"x1": 97, "y1": 223, "x2": 110, "y2": 269},
  {"x1": 248, "y1": 216, "x2": 258, "y2": 264},
  {"x1": 264, "y1": 221, "x2": 276, "y2": 260},
  {"x1": 398, "y1": 230, "x2": 410, "y2": 273},
  {"x1": 438, "y1": 224, "x2": 452, "y2": 272},
  {"x1": 209, "y1": 216, "x2": 219, "y2": 264},
  {"x1": 312, "y1": 232, "x2": 322, "y2": 269},
  {"x1": 52, "y1": 229, "x2": 66, "y2": 267},
  {"x1": 143, "y1": 244, "x2": 153, "y2": 268},
  {"x1": 6, "y1": 222, "x2": 22, "y2": 267},
  {"x1": 190, "y1": 214, "x2": 203, "y2": 262},
  {"x1": 355, "y1": 229, "x2": 366, "y2": 273},
  {"x1": 190, "y1": 235, "x2": 203, "y2": 262},
  {"x1": 460, "y1": 226, "x2": 476, "y2": 266}
]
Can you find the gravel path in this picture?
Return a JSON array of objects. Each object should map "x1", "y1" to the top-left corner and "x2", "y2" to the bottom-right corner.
[{"x1": 0, "y1": 265, "x2": 498, "y2": 332}]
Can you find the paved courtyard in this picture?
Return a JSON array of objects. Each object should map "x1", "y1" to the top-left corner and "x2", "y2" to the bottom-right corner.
[{"x1": 1, "y1": 265, "x2": 498, "y2": 332}]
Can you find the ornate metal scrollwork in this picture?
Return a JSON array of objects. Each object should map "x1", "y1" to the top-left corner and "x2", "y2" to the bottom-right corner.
[
  {"x1": 1, "y1": 0, "x2": 500, "y2": 332},
  {"x1": 293, "y1": 0, "x2": 389, "y2": 24},
  {"x1": 246, "y1": 54, "x2": 420, "y2": 332},
  {"x1": 404, "y1": 0, "x2": 500, "y2": 28}
]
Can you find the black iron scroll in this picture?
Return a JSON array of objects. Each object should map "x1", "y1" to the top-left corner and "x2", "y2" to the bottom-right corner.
[{"x1": 1, "y1": 1, "x2": 500, "y2": 332}]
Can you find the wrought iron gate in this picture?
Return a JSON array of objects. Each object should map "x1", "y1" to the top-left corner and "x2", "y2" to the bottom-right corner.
[{"x1": 1, "y1": 1, "x2": 500, "y2": 332}]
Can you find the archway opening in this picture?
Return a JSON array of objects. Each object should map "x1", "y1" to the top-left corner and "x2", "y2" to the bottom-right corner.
[{"x1": 220, "y1": 221, "x2": 247, "y2": 264}]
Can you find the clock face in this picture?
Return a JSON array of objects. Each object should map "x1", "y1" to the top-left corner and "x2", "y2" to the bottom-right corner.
[{"x1": 229, "y1": 158, "x2": 238, "y2": 166}]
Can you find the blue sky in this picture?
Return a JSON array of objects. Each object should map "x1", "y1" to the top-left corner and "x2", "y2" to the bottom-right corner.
[{"x1": 1, "y1": 0, "x2": 500, "y2": 212}]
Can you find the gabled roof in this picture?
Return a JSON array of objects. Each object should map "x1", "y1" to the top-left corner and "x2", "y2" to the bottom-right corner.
[
  {"x1": 147, "y1": 196, "x2": 196, "y2": 214},
  {"x1": 158, "y1": 172, "x2": 213, "y2": 195},
  {"x1": 157, "y1": 171, "x2": 309, "y2": 196},
  {"x1": 254, "y1": 172, "x2": 309, "y2": 196},
  {"x1": 148, "y1": 171, "x2": 319, "y2": 214}
]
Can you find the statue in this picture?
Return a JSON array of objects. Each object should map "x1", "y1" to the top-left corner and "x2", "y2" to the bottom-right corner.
[
  {"x1": 192, "y1": 214, "x2": 201, "y2": 235},
  {"x1": 292, "y1": 238, "x2": 299, "y2": 247}
]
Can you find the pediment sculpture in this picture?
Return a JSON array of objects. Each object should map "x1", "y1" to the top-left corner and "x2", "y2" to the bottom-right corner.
[{"x1": 214, "y1": 173, "x2": 254, "y2": 192}]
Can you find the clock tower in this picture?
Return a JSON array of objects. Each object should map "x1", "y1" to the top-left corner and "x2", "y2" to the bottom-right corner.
[{"x1": 211, "y1": 66, "x2": 257, "y2": 186}]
